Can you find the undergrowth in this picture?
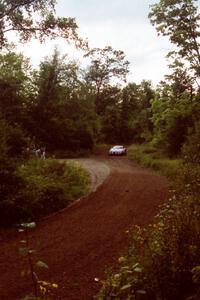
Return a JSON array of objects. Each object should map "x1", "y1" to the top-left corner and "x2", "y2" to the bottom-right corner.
[
  {"x1": 128, "y1": 144, "x2": 182, "y2": 180},
  {"x1": 96, "y1": 144, "x2": 200, "y2": 300},
  {"x1": 0, "y1": 159, "x2": 89, "y2": 227}
]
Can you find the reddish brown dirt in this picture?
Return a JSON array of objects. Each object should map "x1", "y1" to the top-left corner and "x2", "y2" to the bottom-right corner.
[{"x1": 0, "y1": 155, "x2": 169, "y2": 300}]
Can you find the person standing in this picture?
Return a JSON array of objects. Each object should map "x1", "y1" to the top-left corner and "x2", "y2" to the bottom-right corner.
[
  {"x1": 35, "y1": 148, "x2": 41, "y2": 158},
  {"x1": 41, "y1": 147, "x2": 46, "y2": 159}
]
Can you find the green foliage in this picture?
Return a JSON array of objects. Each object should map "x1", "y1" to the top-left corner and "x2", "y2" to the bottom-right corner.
[
  {"x1": 0, "y1": 115, "x2": 27, "y2": 208},
  {"x1": 151, "y1": 84, "x2": 194, "y2": 156},
  {"x1": 192, "y1": 266, "x2": 200, "y2": 285},
  {"x1": 19, "y1": 222, "x2": 59, "y2": 300},
  {"x1": 98, "y1": 137, "x2": 200, "y2": 300},
  {"x1": 148, "y1": 0, "x2": 200, "y2": 159},
  {"x1": 6, "y1": 124, "x2": 28, "y2": 157},
  {"x1": 149, "y1": 0, "x2": 200, "y2": 78},
  {"x1": 182, "y1": 120, "x2": 200, "y2": 164},
  {"x1": 128, "y1": 144, "x2": 181, "y2": 180},
  {"x1": 98, "y1": 80, "x2": 155, "y2": 144},
  {"x1": 177, "y1": 120, "x2": 200, "y2": 197},
  {"x1": 85, "y1": 46, "x2": 129, "y2": 92},
  {"x1": 0, "y1": 159, "x2": 89, "y2": 226},
  {"x1": 96, "y1": 259, "x2": 145, "y2": 300},
  {"x1": 84, "y1": 46, "x2": 129, "y2": 114},
  {"x1": 0, "y1": 51, "x2": 32, "y2": 126},
  {"x1": 101, "y1": 102, "x2": 121, "y2": 143},
  {"x1": 120, "y1": 81, "x2": 154, "y2": 143},
  {"x1": 0, "y1": 0, "x2": 85, "y2": 49},
  {"x1": 30, "y1": 49, "x2": 100, "y2": 151}
]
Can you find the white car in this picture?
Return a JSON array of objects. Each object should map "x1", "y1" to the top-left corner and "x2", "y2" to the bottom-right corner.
[{"x1": 109, "y1": 145, "x2": 127, "y2": 156}]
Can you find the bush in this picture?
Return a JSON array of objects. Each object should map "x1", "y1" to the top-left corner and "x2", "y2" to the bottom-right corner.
[
  {"x1": 0, "y1": 159, "x2": 90, "y2": 226},
  {"x1": 97, "y1": 190, "x2": 200, "y2": 300},
  {"x1": 128, "y1": 144, "x2": 181, "y2": 180},
  {"x1": 164, "y1": 115, "x2": 190, "y2": 157},
  {"x1": 182, "y1": 121, "x2": 200, "y2": 165}
]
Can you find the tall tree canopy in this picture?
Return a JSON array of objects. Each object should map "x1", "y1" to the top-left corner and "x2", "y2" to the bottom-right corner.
[
  {"x1": 0, "y1": 51, "x2": 31, "y2": 124},
  {"x1": 85, "y1": 46, "x2": 129, "y2": 93},
  {"x1": 30, "y1": 49, "x2": 99, "y2": 151},
  {"x1": 0, "y1": 0, "x2": 85, "y2": 48},
  {"x1": 149, "y1": 0, "x2": 200, "y2": 79},
  {"x1": 84, "y1": 46, "x2": 129, "y2": 114}
]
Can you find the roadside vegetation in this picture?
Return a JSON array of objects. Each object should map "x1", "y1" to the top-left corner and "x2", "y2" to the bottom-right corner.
[
  {"x1": 128, "y1": 144, "x2": 182, "y2": 180},
  {"x1": 0, "y1": 158, "x2": 89, "y2": 227},
  {"x1": 97, "y1": 140, "x2": 200, "y2": 300}
]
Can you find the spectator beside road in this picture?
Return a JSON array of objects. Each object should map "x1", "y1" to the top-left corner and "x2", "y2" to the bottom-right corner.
[
  {"x1": 35, "y1": 148, "x2": 41, "y2": 158},
  {"x1": 41, "y1": 147, "x2": 46, "y2": 159}
]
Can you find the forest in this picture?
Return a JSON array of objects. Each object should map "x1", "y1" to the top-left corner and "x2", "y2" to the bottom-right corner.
[{"x1": 0, "y1": 0, "x2": 200, "y2": 300}]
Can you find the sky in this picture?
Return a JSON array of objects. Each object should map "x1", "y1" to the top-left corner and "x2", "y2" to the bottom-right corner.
[
  {"x1": 15, "y1": 0, "x2": 199, "y2": 85},
  {"x1": 56, "y1": 0, "x2": 172, "y2": 85}
]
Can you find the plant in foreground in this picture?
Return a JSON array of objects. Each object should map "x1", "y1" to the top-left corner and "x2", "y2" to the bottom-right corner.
[{"x1": 18, "y1": 222, "x2": 59, "y2": 300}]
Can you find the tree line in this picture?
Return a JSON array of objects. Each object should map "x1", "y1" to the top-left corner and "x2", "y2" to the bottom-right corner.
[{"x1": 0, "y1": 44, "x2": 199, "y2": 158}]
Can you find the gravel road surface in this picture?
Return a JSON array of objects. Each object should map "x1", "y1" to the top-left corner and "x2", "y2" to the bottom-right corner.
[{"x1": 0, "y1": 155, "x2": 168, "y2": 300}]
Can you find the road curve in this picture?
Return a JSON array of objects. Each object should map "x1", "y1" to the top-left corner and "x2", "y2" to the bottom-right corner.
[
  {"x1": 64, "y1": 158, "x2": 110, "y2": 193},
  {"x1": 0, "y1": 155, "x2": 169, "y2": 300}
]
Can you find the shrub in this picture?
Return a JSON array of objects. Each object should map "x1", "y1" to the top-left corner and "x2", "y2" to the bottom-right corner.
[
  {"x1": 128, "y1": 144, "x2": 181, "y2": 180},
  {"x1": 182, "y1": 121, "x2": 200, "y2": 165},
  {"x1": 97, "y1": 190, "x2": 200, "y2": 300},
  {"x1": 0, "y1": 159, "x2": 89, "y2": 226}
]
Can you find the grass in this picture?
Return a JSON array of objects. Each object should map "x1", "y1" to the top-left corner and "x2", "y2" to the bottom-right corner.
[{"x1": 128, "y1": 144, "x2": 182, "y2": 180}]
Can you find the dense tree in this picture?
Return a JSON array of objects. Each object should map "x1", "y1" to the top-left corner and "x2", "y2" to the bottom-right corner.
[
  {"x1": 120, "y1": 83, "x2": 141, "y2": 143},
  {"x1": 165, "y1": 59, "x2": 194, "y2": 99},
  {"x1": 100, "y1": 87, "x2": 121, "y2": 142},
  {"x1": 149, "y1": 0, "x2": 200, "y2": 81},
  {"x1": 138, "y1": 80, "x2": 155, "y2": 138},
  {"x1": 99, "y1": 80, "x2": 155, "y2": 144},
  {"x1": 0, "y1": 0, "x2": 86, "y2": 48},
  {"x1": 31, "y1": 50, "x2": 99, "y2": 151},
  {"x1": 84, "y1": 46, "x2": 129, "y2": 114},
  {"x1": 0, "y1": 115, "x2": 27, "y2": 213},
  {"x1": 101, "y1": 103, "x2": 121, "y2": 143},
  {"x1": 119, "y1": 81, "x2": 155, "y2": 143},
  {"x1": 0, "y1": 50, "x2": 34, "y2": 131},
  {"x1": 151, "y1": 81, "x2": 194, "y2": 156},
  {"x1": 149, "y1": 0, "x2": 200, "y2": 156}
]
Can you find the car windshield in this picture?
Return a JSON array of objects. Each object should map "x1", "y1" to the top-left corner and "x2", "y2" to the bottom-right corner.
[{"x1": 112, "y1": 146, "x2": 123, "y2": 149}]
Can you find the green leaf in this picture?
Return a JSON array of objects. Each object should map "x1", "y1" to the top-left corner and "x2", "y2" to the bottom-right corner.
[
  {"x1": 132, "y1": 263, "x2": 139, "y2": 269},
  {"x1": 21, "y1": 222, "x2": 36, "y2": 229},
  {"x1": 36, "y1": 260, "x2": 49, "y2": 269},
  {"x1": 120, "y1": 283, "x2": 132, "y2": 290},
  {"x1": 19, "y1": 247, "x2": 29, "y2": 254},
  {"x1": 20, "y1": 240, "x2": 26, "y2": 244},
  {"x1": 134, "y1": 267, "x2": 142, "y2": 273}
]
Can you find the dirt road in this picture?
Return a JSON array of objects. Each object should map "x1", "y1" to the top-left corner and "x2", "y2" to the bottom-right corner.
[{"x1": 0, "y1": 155, "x2": 168, "y2": 300}]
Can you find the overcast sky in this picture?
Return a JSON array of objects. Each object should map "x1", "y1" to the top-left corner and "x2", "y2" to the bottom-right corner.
[
  {"x1": 57, "y1": 0, "x2": 172, "y2": 85},
  {"x1": 17, "y1": 0, "x2": 199, "y2": 85}
]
